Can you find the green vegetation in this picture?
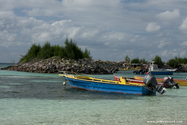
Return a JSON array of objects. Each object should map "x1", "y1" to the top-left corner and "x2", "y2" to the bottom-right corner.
[
  {"x1": 129, "y1": 55, "x2": 165, "y2": 65},
  {"x1": 153, "y1": 55, "x2": 164, "y2": 66},
  {"x1": 129, "y1": 55, "x2": 187, "y2": 68},
  {"x1": 139, "y1": 58, "x2": 148, "y2": 64},
  {"x1": 20, "y1": 40, "x2": 187, "y2": 69},
  {"x1": 124, "y1": 55, "x2": 130, "y2": 62},
  {"x1": 131, "y1": 57, "x2": 148, "y2": 64},
  {"x1": 167, "y1": 57, "x2": 187, "y2": 68},
  {"x1": 152, "y1": 55, "x2": 187, "y2": 68},
  {"x1": 19, "y1": 38, "x2": 92, "y2": 63},
  {"x1": 19, "y1": 44, "x2": 41, "y2": 63},
  {"x1": 131, "y1": 57, "x2": 139, "y2": 63}
]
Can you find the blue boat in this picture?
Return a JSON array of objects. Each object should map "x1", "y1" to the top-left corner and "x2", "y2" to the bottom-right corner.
[
  {"x1": 59, "y1": 74, "x2": 166, "y2": 95},
  {"x1": 149, "y1": 70, "x2": 174, "y2": 75}
]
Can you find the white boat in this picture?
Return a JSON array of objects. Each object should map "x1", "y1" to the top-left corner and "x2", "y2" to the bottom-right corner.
[{"x1": 148, "y1": 62, "x2": 176, "y2": 75}]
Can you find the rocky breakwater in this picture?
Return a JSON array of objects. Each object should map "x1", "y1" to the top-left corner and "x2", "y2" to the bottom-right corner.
[
  {"x1": 2, "y1": 57, "x2": 125, "y2": 74},
  {"x1": 176, "y1": 64, "x2": 187, "y2": 72}
]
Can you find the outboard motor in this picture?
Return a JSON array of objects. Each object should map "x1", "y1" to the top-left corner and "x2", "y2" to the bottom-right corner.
[
  {"x1": 143, "y1": 74, "x2": 166, "y2": 94},
  {"x1": 163, "y1": 76, "x2": 179, "y2": 89}
]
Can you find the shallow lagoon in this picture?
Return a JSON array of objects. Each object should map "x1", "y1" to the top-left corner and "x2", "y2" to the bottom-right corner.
[{"x1": 0, "y1": 65, "x2": 187, "y2": 124}]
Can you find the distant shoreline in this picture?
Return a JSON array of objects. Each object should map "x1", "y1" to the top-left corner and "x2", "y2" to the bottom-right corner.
[
  {"x1": 0, "y1": 63, "x2": 14, "y2": 64},
  {"x1": 1, "y1": 57, "x2": 187, "y2": 74}
]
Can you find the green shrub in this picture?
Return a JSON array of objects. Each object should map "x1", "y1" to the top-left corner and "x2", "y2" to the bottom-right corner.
[
  {"x1": 19, "y1": 38, "x2": 92, "y2": 63},
  {"x1": 37, "y1": 42, "x2": 52, "y2": 59},
  {"x1": 153, "y1": 55, "x2": 164, "y2": 66},
  {"x1": 64, "y1": 38, "x2": 84, "y2": 60},
  {"x1": 83, "y1": 48, "x2": 92, "y2": 59},
  {"x1": 167, "y1": 57, "x2": 181, "y2": 68},
  {"x1": 19, "y1": 44, "x2": 41, "y2": 63},
  {"x1": 131, "y1": 57, "x2": 139, "y2": 63},
  {"x1": 139, "y1": 58, "x2": 148, "y2": 64}
]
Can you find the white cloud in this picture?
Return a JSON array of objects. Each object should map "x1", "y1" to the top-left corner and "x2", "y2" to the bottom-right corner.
[
  {"x1": 25, "y1": 8, "x2": 56, "y2": 17},
  {"x1": 82, "y1": 29, "x2": 99, "y2": 38},
  {"x1": 161, "y1": 50, "x2": 170, "y2": 57},
  {"x1": 145, "y1": 22, "x2": 161, "y2": 32},
  {"x1": 0, "y1": 11, "x2": 15, "y2": 19},
  {"x1": 102, "y1": 32, "x2": 131, "y2": 41},
  {"x1": 156, "y1": 9, "x2": 180, "y2": 21},
  {"x1": 158, "y1": 38, "x2": 170, "y2": 48},
  {"x1": 179, "y1": 17, "x2": 187, "y2": 32},
  {"x1": 160, "y1": 50, "x2": 178, "y2": 59},
  {"x1": 51, "y1": 20, "x2": 72, "y2": 27},
  {"x1": 180, "y1": 50, "x2": 186, "y2": 57},
  {"x1": 1, "y1": 0, "x2": 187, "y2": 63},
  {"x1": 180, "y1": 41, "x2": 187, "y2": 46}
]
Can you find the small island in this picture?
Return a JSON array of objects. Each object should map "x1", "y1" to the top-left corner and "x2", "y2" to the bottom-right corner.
[
  {"x1": 2, "y1": 38, "x2": 187, "y2": 74},
  {"x1": 1, "y1": 39, "x2": 124, "y2": 74}
]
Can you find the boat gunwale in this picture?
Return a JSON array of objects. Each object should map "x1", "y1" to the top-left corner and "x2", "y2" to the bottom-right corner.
[{"x1": 63, "y1": 74, "x2": 145, "y2": 87}]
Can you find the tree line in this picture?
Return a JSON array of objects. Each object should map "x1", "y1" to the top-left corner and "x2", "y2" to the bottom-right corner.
[
  {"x1": 125, "y1": 55, "x2": 187, "y2": 68},
  {"x1": 19, "y1": 38, "x2": 92, "y2": 63}
]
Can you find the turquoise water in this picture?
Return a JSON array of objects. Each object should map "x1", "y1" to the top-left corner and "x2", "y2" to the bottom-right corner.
[
  {"x1": 0, "y1": 63, "x2": 12, "y2": 69},
  {"x1": 0, "y1": 64, "x2": 187, "y2": 125}
]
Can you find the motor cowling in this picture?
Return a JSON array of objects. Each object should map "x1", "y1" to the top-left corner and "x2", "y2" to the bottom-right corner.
[
  {"x1": 143, "y1": 74, "x2": 166, "y2": 94},
  {"x1": 163, "y1": 76, "x2": 179, "y2": 89}
]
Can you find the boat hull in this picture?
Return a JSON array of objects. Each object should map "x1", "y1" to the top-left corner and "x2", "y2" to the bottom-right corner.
[
  {"x1": 134, "y1": 76, "x2": 187, "y2": 86},
  {"x1": 64, "y1": 76, "x2": 155, "y2": 95},
  {"x1": 149, "y1": 71, "x2": 173, "y2": 75}
]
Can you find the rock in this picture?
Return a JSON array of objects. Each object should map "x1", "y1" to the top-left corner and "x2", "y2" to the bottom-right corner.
[{"x1": 1, "y1": 58, "x2": 132, "y2": 74}]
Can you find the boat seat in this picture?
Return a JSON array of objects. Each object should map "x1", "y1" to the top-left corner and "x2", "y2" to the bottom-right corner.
[{"x1": 120, "y1": 77, "x2": 129, "y2": 84}]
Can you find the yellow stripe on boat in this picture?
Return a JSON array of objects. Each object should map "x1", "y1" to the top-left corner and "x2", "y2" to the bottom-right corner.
[{"x1": 59, "y1": 74, "x2": 144, "y2": 86}]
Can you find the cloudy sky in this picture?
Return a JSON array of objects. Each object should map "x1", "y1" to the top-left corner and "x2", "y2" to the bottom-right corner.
[{"x1": 1, "y1": 0, "x2": 187, "y2": 63}]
